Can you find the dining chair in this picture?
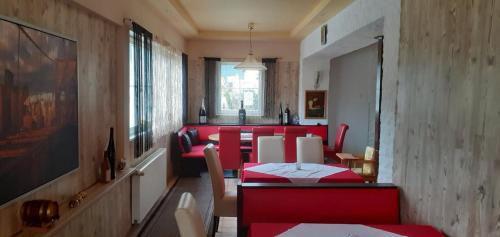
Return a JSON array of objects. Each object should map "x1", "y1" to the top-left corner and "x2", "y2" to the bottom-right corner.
[
  {"x1": 175, "y1": 192, "x2": 206, "y2": 237},
  {"x1": 297, "y1": 137, "x2": 324, "y2": 164},
  {"x1": 257, "y1": 136, "x2": 285, "y2": 163},
  {"x1": 250, "y1": 127, "x2": 275, "y2": 162},
  {"x1": 218, "y1": 127, "x2": 241, "y2": 170},
  {"x1": 351, "y1": 146, "x2": 378, "y2": 183},
  {"x1": 324, "y1": 123, "x2": 349, "y2": 162},
  {"x1": 284, "y1": 127, "x2": 307, "y2": 163},
  {"x1": 203, "y1": 144, "x2": 237, "y2": 237}
]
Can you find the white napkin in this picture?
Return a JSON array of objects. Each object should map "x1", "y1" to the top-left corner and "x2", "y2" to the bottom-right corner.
[{"x1": 276, "y1": 224, "x2": 407, "y2": 237}]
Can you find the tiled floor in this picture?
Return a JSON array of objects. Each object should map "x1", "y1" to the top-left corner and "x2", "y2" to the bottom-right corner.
[{"x1": 139, "y1": 172, "x2": 239, "y2": 237}]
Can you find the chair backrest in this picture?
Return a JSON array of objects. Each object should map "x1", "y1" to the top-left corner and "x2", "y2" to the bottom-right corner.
[
  {"x1": 251, "y1": 127, "x2": 275, "y2": 162},
  {"x1": 296, "y1": 137, "x2": 324, "y2": 164},
  {"x1": 363, "y1": 146, "x2": 377, "y2": 176},
  {"x1": 175, "y1": 192, "x2": 206, "y2": 237},
  {"x1": 284, "y1": 127, "x2": 307, "y2": 163},
  {"x1": 204, "y1": 144, "x2": 225, "y2": 200},
  {"x1": 257, "y1": 136, "x2": 285, "y2": 163},
  {"x1": 334, "y1": 123, "x2": 349, "y2": 153},
  {"x1": 219, "y1": 127, "x2": 241, "y2": 169}
]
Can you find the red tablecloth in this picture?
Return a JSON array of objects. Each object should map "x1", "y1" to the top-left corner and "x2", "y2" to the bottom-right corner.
[
  {"x1": 241, "y1": 163, "x2": 364, "y2": 183},
  {"x1": 249, "y1": 223, "x2": 445, "y2": 237}
]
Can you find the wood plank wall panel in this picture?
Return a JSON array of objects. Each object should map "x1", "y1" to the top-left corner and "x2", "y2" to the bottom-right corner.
[
  {"x1": 187, "y1": 59, "x2": 299, "y2": 124},
  {"x1": 0, "y1": 0, "x2": 124, "y2": 236},
  {"x1": 394, "y1": 0, "x2": 500, "y2": 236}
]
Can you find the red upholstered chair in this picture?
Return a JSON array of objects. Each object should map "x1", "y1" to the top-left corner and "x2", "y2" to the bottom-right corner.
[
  {"x1": 284, "y1": 127, "x2": 307, "y2": 163},
  {"x1": 249, "y1": 127, "x2": 275, "y2": 163},
  {"x1": 219, "y1": 127, "x2": 242, "y2": 170},
  {"x1": 324, "y1": 123, "x2": 349, "y2": 162}
]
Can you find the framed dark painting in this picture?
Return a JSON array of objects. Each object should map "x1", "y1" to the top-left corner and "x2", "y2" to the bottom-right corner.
[
  {"x1": 0, "y1": 16, "x2": 78, "y2": 207},
  {"x1": 305, "y1": 90, "x2": 326, "y2": 119}
]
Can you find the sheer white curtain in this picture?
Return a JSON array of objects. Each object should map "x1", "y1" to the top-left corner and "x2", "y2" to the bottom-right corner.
[{"x1": 152, "y1": 39, "x2": 183, "y2": 143}]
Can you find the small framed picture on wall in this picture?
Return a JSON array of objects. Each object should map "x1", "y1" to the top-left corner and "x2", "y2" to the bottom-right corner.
[
  {"x1": 305, "y1": 90, "x2": 326, "y2": 119},
  {"x1": 321, "y1": 24, "x2": 328, "y2": 45}
]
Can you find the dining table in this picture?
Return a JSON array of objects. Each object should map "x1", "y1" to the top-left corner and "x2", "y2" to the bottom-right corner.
[
  {"x1": 248, "y1": 223, "x2": 446, "y2": 237},
  {"x1": 241, "y1": 162, "x2": 364, "y2": 183}
]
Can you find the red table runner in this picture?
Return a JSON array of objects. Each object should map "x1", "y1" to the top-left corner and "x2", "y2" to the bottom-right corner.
[
  {"x1": 241, "y1": 163, "x2": 364, "y2": 183},
  {"x1": 249, "y1": 223, "x2": 445, "y2": 237}
]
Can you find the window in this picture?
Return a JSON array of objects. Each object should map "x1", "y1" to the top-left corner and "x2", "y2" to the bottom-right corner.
[
  {"x1": 129, "y1": 30, "x2": 137, "y2": 136},
  {"x1": 216, "y1": 62, "x2": 264, "y2": 116},
  {"x1": 129, "y1": 22, "x2": 153, "y2": 158}
]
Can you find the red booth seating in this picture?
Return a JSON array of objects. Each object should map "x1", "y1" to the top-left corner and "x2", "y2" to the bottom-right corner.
[
  {"x1": 284, "y1": 127, "x2": 307, "y2": 163},
  {"x1": 174, "y1": 125, "x2": 328, "y2": 176},
  {"x1": 324, "y1": 123, "x2": 349, "y2": 162},
  {"x1": 219, "y1": 127, "x2": 241, "y2": 170},
  {"x1": 237, "y1": 183, "x2": 400, "y2": 236},
  {"x1": 249, "y1": 127, "x2": 275, "y2": 163}
]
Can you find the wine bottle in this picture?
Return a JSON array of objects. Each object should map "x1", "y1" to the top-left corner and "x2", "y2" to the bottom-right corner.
[
  {"x1": 284, "y1": 104, "x2": 291, "y2": 125},
  {"x1": 199, "y1": 98, "x2": 207, "y2": 124},
  {"x1": 238, "y1": 100, "x2": 246, "y2": 125},
  {"x1": 279, "y1": 103, "x2": 284, "y2": 125},
  {"x1": 100, "y1": 152, "x2": 111, "y2": 183},
  {"x1": 106, "y1": 127, "x2": 116, "y2": 180}
]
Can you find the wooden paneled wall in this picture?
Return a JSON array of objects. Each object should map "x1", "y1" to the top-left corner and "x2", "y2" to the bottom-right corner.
[
  {"x1": 394, "y1": 0, "x2": 500, "y2": 237},
  {"x1": 187, "y1": 59, "x2": 299, "y2": 124},
  {"x1": 0, "y1": 0, "x2": 125, "y2": 236}
]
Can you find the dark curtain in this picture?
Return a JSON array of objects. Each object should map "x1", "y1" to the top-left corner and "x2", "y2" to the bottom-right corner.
[
  {"x1": 263, "y1": 58, "x2": 278, "y2": 117},
  {"x1": 182, "y1": 53, "x2": 188, "y2": 124},
  {"x1": 132, "y1": 22, "x2": 153, "y2": 158},
  {"x1": 204, "y1": 57, "x2": 220, "y2": 118}
]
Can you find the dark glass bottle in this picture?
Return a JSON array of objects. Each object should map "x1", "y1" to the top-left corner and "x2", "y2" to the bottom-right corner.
[
  {"x1": 284, "y1": 104, "x2": 291, "y2": 125},
  {"x1": 106, "y1": 127, "x2": 116, "y2": 180},
  {"x1": 199, "y1": 98, "x2": 207, "y2": 124},
  {"x1": 279, "y1": 103, "x2": 284, "y2": 125},
  {"x1": 238, "y1": 100, "x2": 246, "y2": 125}
]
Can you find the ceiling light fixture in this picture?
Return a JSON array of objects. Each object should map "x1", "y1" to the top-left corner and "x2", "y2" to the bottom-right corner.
[{"x1": 234, "y1": 23, "x2": 267, "y2": 71}]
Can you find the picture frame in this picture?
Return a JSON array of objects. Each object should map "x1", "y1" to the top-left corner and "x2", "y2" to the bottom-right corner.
[
  {"x1": 321, "y1": 24, "x2": 328, "y2": 45},
  {"x1": 0, "y1": 15, "x2": 79, "y2": 207},
  {"x1": 304, "y1": 90, "x2": 326, "y2": 119}
]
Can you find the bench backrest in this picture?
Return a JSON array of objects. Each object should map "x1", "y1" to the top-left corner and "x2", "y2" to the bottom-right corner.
[{"x1": 237, "y1": 183, "x2": 400, "y2": 236}]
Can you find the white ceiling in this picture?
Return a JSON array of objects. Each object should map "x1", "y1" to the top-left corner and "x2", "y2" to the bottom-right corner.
[
  {"x1": 149, "y1": 0, "x2": 352, "y2": 40},
  {"x1": 178, "y1": 0, "x2": 321, "y2": 32}
]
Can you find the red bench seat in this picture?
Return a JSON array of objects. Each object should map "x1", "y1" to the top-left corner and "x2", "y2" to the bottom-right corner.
[{"x1": 237, "y1": 183, "x2": 400, "y2": 236}]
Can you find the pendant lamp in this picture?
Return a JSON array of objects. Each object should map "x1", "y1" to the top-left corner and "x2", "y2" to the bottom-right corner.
[{"x1": 234, "y1": 23, "x2": 267, "y2": 71}]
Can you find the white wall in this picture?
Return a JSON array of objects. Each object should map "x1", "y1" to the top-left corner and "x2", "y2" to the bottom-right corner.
[
  {"x1": 329, "y1": 43, "x2": 378, "y2": 155},
  {"x1": 299, "y1": 0, "x2": 400, "y2": 182},
  {"x1": 187, "y1": 39, "x2": 300, "y2": 61}
]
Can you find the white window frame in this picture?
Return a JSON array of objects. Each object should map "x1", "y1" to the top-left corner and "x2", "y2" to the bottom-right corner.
[{"x1": 215, "y1": 61, "x2": 265, "y2": 116}]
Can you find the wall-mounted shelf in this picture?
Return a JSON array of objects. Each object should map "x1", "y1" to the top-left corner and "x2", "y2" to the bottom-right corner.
[{"x1": 17, "y1": 168, "x2": 136, "y2": 237}]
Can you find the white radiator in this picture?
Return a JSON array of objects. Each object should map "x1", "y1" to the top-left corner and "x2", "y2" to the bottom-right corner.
[{"x1": 132, "y1": 148, "x2": 167, "y2": 224}]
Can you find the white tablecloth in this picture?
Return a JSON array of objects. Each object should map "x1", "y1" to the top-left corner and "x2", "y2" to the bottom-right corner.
[
  {"x1": 276, "y1": 224, "x2": 407, "y2": 237},
  {"x1": 244, "y1": 163, "x2": 348, "y2": 183}
]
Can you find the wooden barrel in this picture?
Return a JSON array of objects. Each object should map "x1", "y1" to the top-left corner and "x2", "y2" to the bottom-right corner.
[{"x1": 20, "y1": 200, "x2": 59, "y2": 227}]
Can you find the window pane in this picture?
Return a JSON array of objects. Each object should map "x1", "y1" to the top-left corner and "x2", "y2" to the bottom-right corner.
[{"x1": 217, "y1": 62, "x2": 263, "y2": 116}]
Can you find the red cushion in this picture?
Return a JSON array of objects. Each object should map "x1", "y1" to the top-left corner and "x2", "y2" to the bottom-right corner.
[
  {"x1": 239, "y1": 184, "x2": 400, "y2": 228},
  {"x1": 181, "y1": 145, "x2": 205, "y2": 158},
  {"x1": 284, "y1": 127, "x2": 307, "y2": 163},
  {"x1": 219, "y1": 127, "x2": 241, "y2": 169}
]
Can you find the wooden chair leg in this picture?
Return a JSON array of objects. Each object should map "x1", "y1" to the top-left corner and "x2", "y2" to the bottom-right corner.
[{"x1": 212, "y1": 216, "x2": 220, "y2": 237}]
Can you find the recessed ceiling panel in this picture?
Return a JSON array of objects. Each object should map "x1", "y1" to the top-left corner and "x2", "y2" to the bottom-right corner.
[{"x1": 178, "y1": 0, "x2": 322, "y2": 32}]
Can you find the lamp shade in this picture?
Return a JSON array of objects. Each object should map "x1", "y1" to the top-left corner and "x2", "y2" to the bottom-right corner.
[{"x1": 234, "y1": 53, "x2": 267, "y2": 71}]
